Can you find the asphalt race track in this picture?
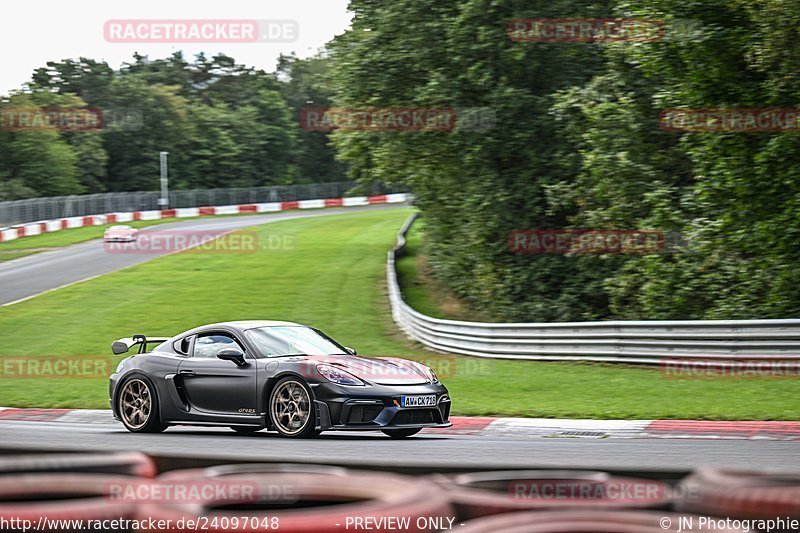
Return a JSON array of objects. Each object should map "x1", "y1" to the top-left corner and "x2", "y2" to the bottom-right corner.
[
  {"x1": 0, "y1": 419, "x2": 798, "y2": 473},
  {"x1": 0, "y1": 204, "x2": 404, "y2": 306}
]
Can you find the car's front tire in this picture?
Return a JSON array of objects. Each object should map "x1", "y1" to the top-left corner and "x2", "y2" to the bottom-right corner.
[
  {"x1": 269, "y1": 377, "x2": 318, "y2": 438},
  {"x1": 382, "y1": 428, "x2": 422, "y2": 438},
  {"x1": 117, "y1": 376, "x2": 167, "y2": 433}
]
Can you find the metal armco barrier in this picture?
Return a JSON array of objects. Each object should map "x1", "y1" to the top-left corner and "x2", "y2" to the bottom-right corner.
[{"x1": 387, "y1": 214, "x2": 800, "y2": 364}]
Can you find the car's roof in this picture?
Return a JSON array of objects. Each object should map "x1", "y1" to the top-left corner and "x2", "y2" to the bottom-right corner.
[
  {"x1": 154, "y1": 321, "x2": 309, "y2": 353},
  {"x1": 184, "y1": 320, "x2": 304, "y2": 334},
  {"x1": 219, "y1": 320, "x2": 303, "y2": 328}
]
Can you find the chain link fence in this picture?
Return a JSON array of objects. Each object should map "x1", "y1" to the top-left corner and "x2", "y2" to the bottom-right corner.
[{"x1": 0, "y1": 182, "x2": 405, "y2": 227}]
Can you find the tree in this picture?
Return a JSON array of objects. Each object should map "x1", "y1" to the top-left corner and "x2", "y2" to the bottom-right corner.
[
  {"x1": 556, "y1": 0, "x2": 800, "y2": 319},
  {"x1": 277, "y1": 53, "x2": 347, "y2": 183},
  {"x1": 31, "y1": 58, "x2": 114, "y2": 105},
  {"x1": 330, "y1": 0, "x2": 615, "y2": 321},
  {"x1": 0, "y1": 93, "x2": 83, "y2": 198},
  {"x1": 102, "y1": 76, "x2": 190, "y2": 191}
]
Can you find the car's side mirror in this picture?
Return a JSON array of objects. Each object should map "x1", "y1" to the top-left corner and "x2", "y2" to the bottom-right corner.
[
  {"x1": 345, "y1": 346, "x2": 357, "y2": 355},
  {"x1": 217, "y1": 347, "x2": 247, "y2": 366},
  {"x1": 112, "y1": 341, "x2": 129, "y2": 355}
]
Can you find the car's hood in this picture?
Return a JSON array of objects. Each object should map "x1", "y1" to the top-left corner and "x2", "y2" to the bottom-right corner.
[{"x1": 315, "y1": 355, "x2": 432, "y2": 385}]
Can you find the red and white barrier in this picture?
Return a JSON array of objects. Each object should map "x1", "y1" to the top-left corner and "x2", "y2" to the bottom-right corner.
[{"x1": 0, "y1": 193, "x2": 410, "y2": 243}]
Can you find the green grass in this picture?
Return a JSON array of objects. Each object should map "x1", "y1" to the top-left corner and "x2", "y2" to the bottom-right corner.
[
  {"x1": 395, "y1": 218, "x2": 490, "y2": 321},
  {"x1": 395, "y1": 219, "x2": 443, "y2": 318},
  {"x1": 0, "y1": 208, "x2": 797, "y2": 419},
  {"x1": 0, "y1": 251, "x2": 39, "y2": 262}
]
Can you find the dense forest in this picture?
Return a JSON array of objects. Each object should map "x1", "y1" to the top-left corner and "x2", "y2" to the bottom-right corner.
[
  {"x1": 330, "y1": 0, "x2": 800, "y2": 321},
  {"x1": 0, "y1": 52, "x2": 346, "y2": 199},
  {"x1": 2, "y1": 0, "x2": 799, "y2": 321}
]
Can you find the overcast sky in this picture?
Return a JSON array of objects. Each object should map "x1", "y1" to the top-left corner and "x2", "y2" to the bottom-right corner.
[{"x1": 1, "y1": 0, "x2": 352, "y2": 96}]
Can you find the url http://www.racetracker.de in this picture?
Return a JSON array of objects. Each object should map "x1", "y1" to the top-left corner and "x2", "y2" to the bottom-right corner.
[
  {"x1": 0, "y1": 515, "x2": 459, "y2": 531},
  {"x1": 0, "y1": 516, "x2": 280, "y2": 531}
]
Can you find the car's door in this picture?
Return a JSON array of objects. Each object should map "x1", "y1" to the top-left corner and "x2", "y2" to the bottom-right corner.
[{"x1": 177, "y1": 331, "x2": 257, "y2": 416}]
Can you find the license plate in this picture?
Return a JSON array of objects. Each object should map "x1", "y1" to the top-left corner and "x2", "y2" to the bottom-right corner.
[{"x1": 401, "y1": 395, "x2": 437, "y2": 407}]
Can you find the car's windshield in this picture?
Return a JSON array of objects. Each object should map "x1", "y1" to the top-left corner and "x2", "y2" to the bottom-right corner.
[{"x1": 244, "y1": 326, "x2": 348, "y2": 357}]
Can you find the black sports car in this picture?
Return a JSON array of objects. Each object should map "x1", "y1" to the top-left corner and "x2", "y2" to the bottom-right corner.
[{"x1": 109, "y1": 321, "x2": 451, "y2": 438}]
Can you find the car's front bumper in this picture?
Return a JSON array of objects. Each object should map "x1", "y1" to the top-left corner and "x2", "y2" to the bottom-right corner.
[{"x1": 309, "y1": 381, "x2": 452, "y2": 431}]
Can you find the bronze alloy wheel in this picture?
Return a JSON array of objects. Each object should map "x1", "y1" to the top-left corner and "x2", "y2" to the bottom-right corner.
[
  {"x1": 269, "y1": 378, "x2": 316, "y2": 438},
  {"x1": 120, "y1": 378, "x2": 152, "y2": 430},
  {"x1": 117, "y1": 376, "x2": 166, "y2": 433}
]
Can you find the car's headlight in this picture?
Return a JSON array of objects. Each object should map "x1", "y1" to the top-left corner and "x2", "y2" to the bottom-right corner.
[
  {"x1": 317, "y1": 364, "x2": 365, "y2": 386},
  {"x1": 406, "y1": 360, "x2": 439, "y2": 383}
]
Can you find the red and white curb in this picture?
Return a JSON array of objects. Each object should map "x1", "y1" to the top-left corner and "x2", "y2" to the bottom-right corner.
[
  {"x1": 642, "y1": 420, "x2": 800, "y2": 440},
  {"x1": 481, "y1": 418, "x2": 652, "y2": 439},
  {"x1": 1, "y1": 408, "x2": 798, "y2": 441},
  {"x1": 445, "y1": 417, "x2": 800, "y2": 440},
  {"x1": 0, "y1": 193, "x2": 410, "y2": 243}
]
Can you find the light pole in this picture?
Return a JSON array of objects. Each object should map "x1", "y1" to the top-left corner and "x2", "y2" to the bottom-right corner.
[{"x1": 159, "y1": 152, "x2": 169, "y2": 209}]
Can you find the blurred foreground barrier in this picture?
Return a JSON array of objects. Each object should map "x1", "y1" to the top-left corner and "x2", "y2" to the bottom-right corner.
[
  {"x1": 139, "y1": 469, "x2": 453, "y2": 532},
  {"x1": 161, "y1": 462, "x2": 349, "y2": 479},
  {"x1": 0, "y1": 474, "x2": 139, "y2": 532},
  {"x1": 0, "y1": 452, "x2": 156, "y2": 477},
  {"x1": 438, "y1": 470, "x2": 671, "y2": 520},
  {"x1": 459, "y1": 510, "x2": 750, "y2": 532},
  {"x1": 388, "y1": 213, "x2": 800, "y2": 364},
  {"x1": 676, "y1": 468, "x2": 800, "y2": 519}
]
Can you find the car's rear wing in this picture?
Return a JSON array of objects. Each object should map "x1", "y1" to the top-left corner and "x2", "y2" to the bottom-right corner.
[{"x1": 111, "y1": 334, "x2": 170, "y2": 355}]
